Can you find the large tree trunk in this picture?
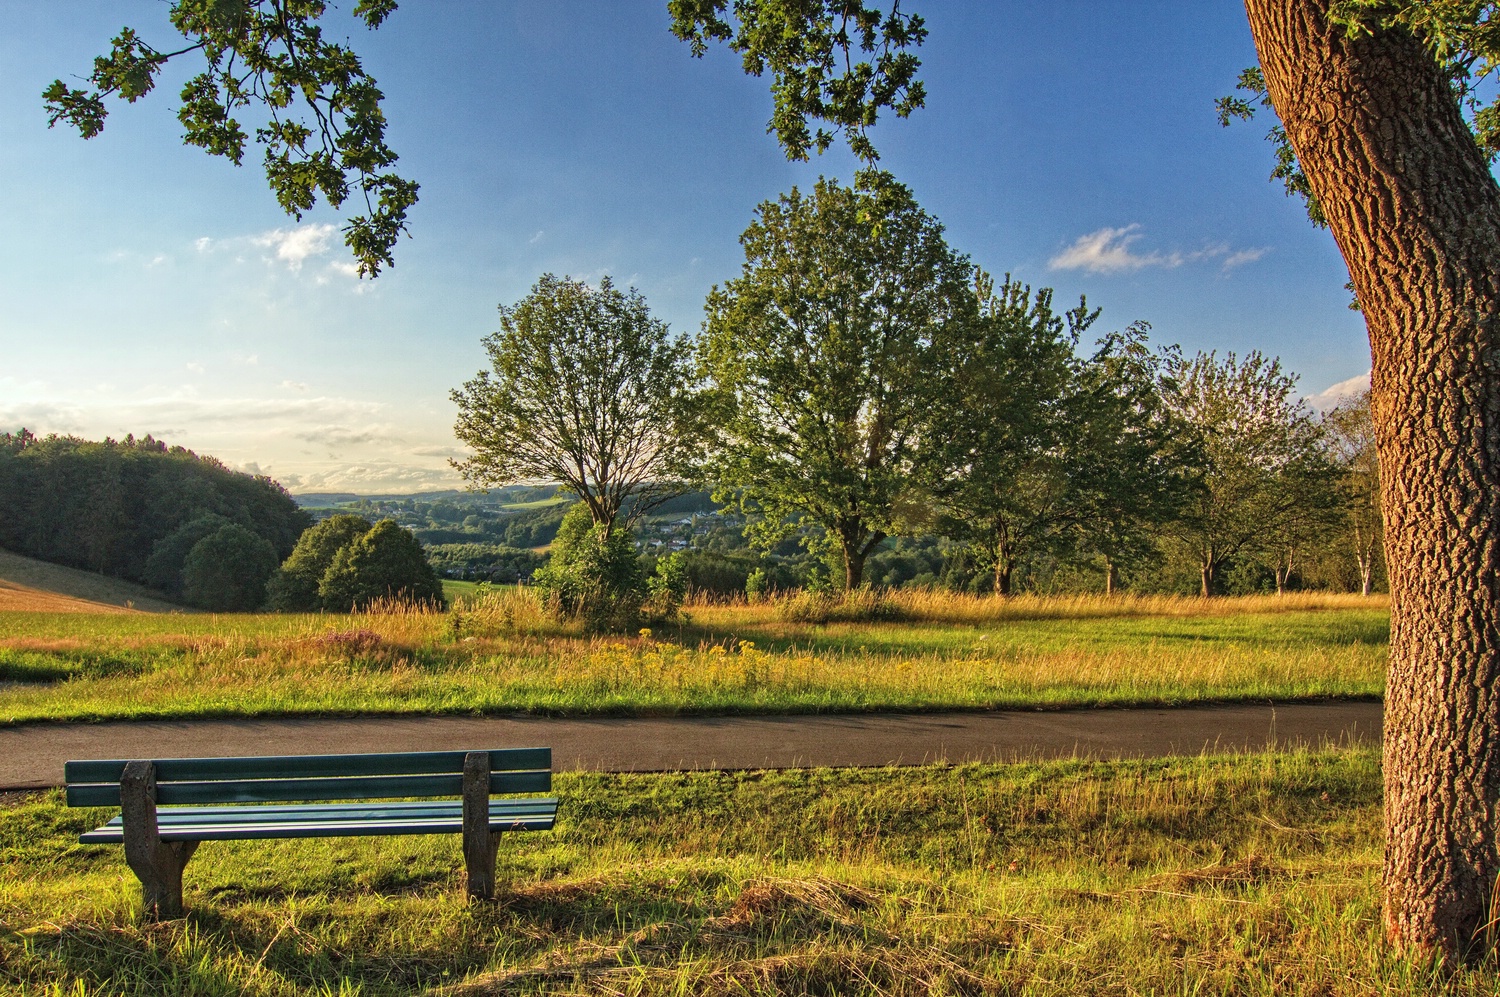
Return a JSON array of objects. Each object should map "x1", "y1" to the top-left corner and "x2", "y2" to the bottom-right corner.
[{"x1": 1246, "y1": 0, "x2": 1500, "y2": 961}]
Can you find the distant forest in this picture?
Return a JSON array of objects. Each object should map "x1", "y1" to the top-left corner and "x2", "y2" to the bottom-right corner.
[{"x1": 0, "y1": 431, "x2": 308, "y2": 596}]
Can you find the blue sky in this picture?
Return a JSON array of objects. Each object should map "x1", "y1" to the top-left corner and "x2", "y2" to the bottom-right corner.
[{"x1": 0, "y1": 2, "x2": 1371, "y2": 493}]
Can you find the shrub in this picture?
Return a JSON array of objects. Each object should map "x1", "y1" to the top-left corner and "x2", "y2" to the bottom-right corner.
[
  {"x1": 745, "y1": 567, "x2": 769, "y2": 603},
  {"x1": 180, "y1": 523, "x2": 280, "y2": 611},
  {"x1": 317, "y1": 520, "x2": 445, "y2": 612},
  {"x1": 644, "y1": 552, "x2": 688, "y2": 623},
  {"x1": 533, "y1": 503, "x2": 643, "y2": 632}
]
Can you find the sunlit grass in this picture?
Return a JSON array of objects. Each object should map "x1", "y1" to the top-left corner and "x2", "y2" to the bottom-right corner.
[
  {"x1": 0, "y1": 590, "x2": 1387, "y2": 724},
  {"x1": 2, "y1": 748, "x2": 1488, "y2": 996}
]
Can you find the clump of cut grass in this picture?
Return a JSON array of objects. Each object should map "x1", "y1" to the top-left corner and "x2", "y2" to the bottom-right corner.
[{"x1": 2, "y1": 748, "x2": 1492, "y2": 995}]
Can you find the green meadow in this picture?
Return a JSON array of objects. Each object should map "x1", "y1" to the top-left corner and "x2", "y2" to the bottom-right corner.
[
  {"x1": 0, "y1": 592, "x2": 1386, "y2": 725},
  {"x1": 5, "y1": 748, "x2": 1490, "y2": 996}
]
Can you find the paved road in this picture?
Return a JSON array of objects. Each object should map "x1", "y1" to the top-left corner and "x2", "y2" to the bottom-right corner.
[{"x1": 0, "y1": 701, "x2": 1381, "y2": 789}]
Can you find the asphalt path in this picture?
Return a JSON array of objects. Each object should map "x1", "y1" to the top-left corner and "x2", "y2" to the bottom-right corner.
[{"x1": 0, "y1": 701, "x2": 1381, "y2": 789}]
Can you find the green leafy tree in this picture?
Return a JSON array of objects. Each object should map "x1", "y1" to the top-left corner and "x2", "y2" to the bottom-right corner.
[
  {"x1": 142, "y1": 513, "x2": 235, "y2": 596},
  {"x1": 1160, "y1": 352, "x2": 1339, "y2": 597},
  {"x1": 1064, "y1": 327, "x2": 1191, "y2": 595},
  {"x1": 669, "y1": 1, "x2": 926, "y2": 163},
  {"x1": 265, "y1": 514, "x2": 372, "y2": 611},
  {"x1": 702, "y1": 173, "x2": 974, "y2": 590},
  {"x1": 532, "y1": 503, "x2": 644, "y2": 631},
  {"x1": 452, "y1": 275, "x2": 707, "y2": 538},
  {"x1": 180, "y1": 523, "x2": 279, "y2": 611},
  {"x1": 924, "y1": 272, "x2": 1094, "y2": 596},
  {"x1": 316, "y1": 519, "x2": 443, "y2": 612},
  {"x1": 45, "y1": 0, "x2": 414, "y2": 277}
]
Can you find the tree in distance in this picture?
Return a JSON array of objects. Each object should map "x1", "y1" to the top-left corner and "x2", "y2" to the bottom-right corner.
[
  {"x1": 923, "y1": 271, "x2": 1180, "y2": 597},
  {"x1": 1322, "y1": 390, "x2": 1382, "y2": 597},
  {"x1": 180, "y1": 523, "x2": 279, "y2": 612},
  {"x1": 1160, "y1": 351, "x2": 1339, "y2": 598},
  {"x1": 703, "y1": 173, "x2": 974, "y2": 590},
  {"x1": 141, "y1": 513, "x2": 235, "y2": 596},
  {"x1": 451, "y1": 274, "x2": 707, "y2": 538},
  {"x1": 317, "y1": 519, "x2": 444, "y2": 612},
  {"x1": 265, "y1": 514, "x2": 374, "y2": 612}
]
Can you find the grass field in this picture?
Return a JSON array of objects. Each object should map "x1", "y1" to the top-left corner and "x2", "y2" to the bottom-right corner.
[
  {"x1": 3, "y1": 747, "x2": 1490, "y2": 996},
  {"x1": 0, "y1": 592, "x2": 1386, "y2": 725},
  {"x1": 0, "y1": 549, "x2": 182, "y2": 615}
]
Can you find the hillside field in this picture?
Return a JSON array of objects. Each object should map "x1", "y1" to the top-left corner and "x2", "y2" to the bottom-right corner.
[
  {"x1": 0, "y1": 548, "x2": 183, "y2": 614},
  {"x1": 0, "y1": 590, "x2": 1386, "y2": 725}
]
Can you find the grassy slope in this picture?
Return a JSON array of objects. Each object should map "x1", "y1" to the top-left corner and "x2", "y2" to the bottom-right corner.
[
  {"x1": 0, "y1": 549, "x2": 183, "y2": 614},
  {"x1": 0, "y1": 594, "x2": 1386, "y2": 724},
  {"x1": 2, "y1": 748, "x2": 1488, "y2": 996}
]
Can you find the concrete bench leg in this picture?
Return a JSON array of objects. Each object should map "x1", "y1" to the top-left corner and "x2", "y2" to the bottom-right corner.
[
  {"x1": 120, "y1": 761, "x2": 198, "y2": 920},
  {"x1": 462, "y1": 751, "x2": 503, "y2": 900}
]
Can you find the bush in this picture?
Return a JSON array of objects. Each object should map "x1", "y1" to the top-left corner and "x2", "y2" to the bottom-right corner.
[
  {"x1": 644, "y1": 552, "x2": 688, "y2": 623},
  {"x1": 266, "y1": 514, "x2": 373, "y2": 611},
  {"x1": 180, "y1": 524, "x2": 280, "y2": 611},
  {"x1": 533, "y1": 503, "x2": 643, "y2": 632},
  {"x1": 317, "y1": 520, "x2": 446, "y2": 612}
]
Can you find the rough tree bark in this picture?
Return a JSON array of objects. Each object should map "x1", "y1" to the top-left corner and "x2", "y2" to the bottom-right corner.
[{"x1": 1245, "y1": 0, "x2": 1500, "y2": 960}]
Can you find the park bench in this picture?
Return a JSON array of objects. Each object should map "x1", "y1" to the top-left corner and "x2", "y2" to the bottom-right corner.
[{"x1": 65, "y1": 747, "x2": 557, "y2": 919}]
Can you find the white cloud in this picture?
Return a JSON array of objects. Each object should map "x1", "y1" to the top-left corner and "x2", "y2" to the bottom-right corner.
[
  {"x1": 195, "y1": 237, "x2": 214, "y2": 253},
  {"x1": 294, "y1": 424, "x2": 403, "y2": 449},
  {"x1": 185, "y1": 362, "x2": 205, "y2": 374},
  {"x1": 281, "y1": 380, "x2": 308, "y2": 392},
  {"x1": 1222, "y1": 247, "x2": 1269, "y2": 271},
  {"x1": 251, "y1": 223, "x2": 339, "y2": 270},
  {"x1": 232, "y1": 353, "x2": 259, "y2": 366},
  {"x1": 1050, "y1": 225, "x2": 1167, "y2": 273},
  {"x1": 1049, "y1": 224, "x2": 1270, "y2": 276},
  {"x1": 1305, "y1": 370, "x2": 1371, "y2": 411},
  {"x1": 529, "y1": 230, "x2": 545, "y2": 244}
]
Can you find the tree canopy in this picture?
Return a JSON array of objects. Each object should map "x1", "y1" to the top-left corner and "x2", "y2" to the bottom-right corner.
[
  {"x1": 703, "y1": 172, "x2": 974, "y2": 589},
  {"x1": 451, "y1": 275, "x2": 707, "y2": 538}
]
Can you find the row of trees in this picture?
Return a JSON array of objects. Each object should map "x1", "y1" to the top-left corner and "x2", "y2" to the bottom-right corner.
[
  {"x1": 0, "y1": 432, "x2": 309, "y2": 610},
  {"x1": 454, "y1": 174, "x2": 1382, "y2": 599}
]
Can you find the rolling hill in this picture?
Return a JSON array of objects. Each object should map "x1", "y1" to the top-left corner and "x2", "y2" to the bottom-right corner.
[{"x1": 0, "y1": 548, "x2": 184, "y2": 613}]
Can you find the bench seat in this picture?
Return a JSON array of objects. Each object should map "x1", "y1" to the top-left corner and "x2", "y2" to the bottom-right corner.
[
  {"x1": 64, "y1": 746, "x2": 556, "y2": 918},
  {"x1": 77, "y1": 797, "x2": 558, "y2": 843}
]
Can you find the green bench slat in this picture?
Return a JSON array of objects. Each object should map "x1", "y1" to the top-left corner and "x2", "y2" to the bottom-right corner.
[
  {"x1": 65, "y1": 746, "x2": 551, "y2": 784},
  {"x1": 89, "y1": 798, "x2": 558, "y2": 826},
  {"x1": 77, "y1": 798, "x2": 558, "y2": 843},
  {"x1": 66, "y1": 769, "x2": 552, "y2": 808},
  {"x1": 79, "y1": 814, "x2": 556, "y2": 843}
]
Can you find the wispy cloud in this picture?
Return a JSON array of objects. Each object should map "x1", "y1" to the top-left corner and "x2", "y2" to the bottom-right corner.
[
  {"x1": 1305, "y1": 370, "x2": 1370, "y2": 411},
  {"x1": 1222, "y1": 247, "x2": 1269, "y2": 271},
  {"x1": 1049, "y1": 224, "x2": 1270, "y2": 275},
  {"x1": 251, "y1": 223, "x2": 339, "y2": 270},
  {"x1": 294, "y1": 424, "x2": 402, "y2": 449}
]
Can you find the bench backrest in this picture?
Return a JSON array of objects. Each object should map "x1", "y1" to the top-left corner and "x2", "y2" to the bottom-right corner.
[{"x1": 64, "y1": 747, "x2": 552, "y2": 807}]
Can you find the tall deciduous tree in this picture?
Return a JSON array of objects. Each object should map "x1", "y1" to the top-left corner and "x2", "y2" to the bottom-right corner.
[
  {"x1": 451, "y1": 275, "x2": 706, "y2": 538},
  {"x1": 703, "y1": 174, "x2": 973, "y2": 590},
  {"x1": 1238, "y1": 0, "x2": 1500, "y2": 959},
  {"x1": 925, "y1": 272, "x2": 1092, "y2": 596},
  {"x1": 1160, "y1": 351, "x2": 1337, "y2": 598}
]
